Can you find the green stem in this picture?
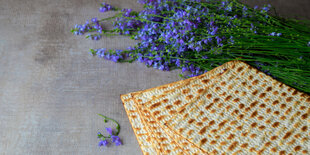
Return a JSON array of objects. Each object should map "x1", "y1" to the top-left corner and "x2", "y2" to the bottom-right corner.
[{"x1": 98, "y1": 114, "x2": 121, "y2": 138}]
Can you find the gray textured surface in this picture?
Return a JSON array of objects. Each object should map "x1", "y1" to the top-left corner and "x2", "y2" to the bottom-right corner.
[{"x1": 0, "y1": 0, "x2": 309, "y2": 154}]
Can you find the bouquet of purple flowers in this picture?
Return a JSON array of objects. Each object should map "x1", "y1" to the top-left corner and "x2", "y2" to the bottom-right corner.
[{"x1": 72, "y1": 0, "x2": 310, "y2": 93}]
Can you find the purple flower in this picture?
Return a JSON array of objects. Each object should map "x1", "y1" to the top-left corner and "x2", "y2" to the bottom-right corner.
[
  {"x1": 189, "y1": 64, "x2": 195, "y2": 72},
  {"x1": 210, "y1": 27, "x2": 218, "y2": 36},
  {"x1": 175, "y1": 59, "x2": 181, "y2": 67},
  {"x1": 91, "y1": 18, "x2": 98, "y2": 23},
  {"x1": 210, "y1": 21, "x2": 215, "y2": 27},
  {"x1": 195, "y1": 46, "x2": 202, "y2": 52},
  {"x1": 203, "y1": 39, "x2": 208, "y2": 44},
  {"x1": 195, "y1": 67, "x2": 201, "y2": 74},
  {"x1": 155, "y1": 55, "x2": 162, "y2": 61},
  {"x1": 178, "y1": 39, "x2": 184, "y2": 45},
  {"x1": 146, "y1": 59, "x2": 154, "y2": 66},
  {"x1": 261, "y1": 4, "x2": 271, "y2": 13},
  {"x1": 229, "y1": 36, "x2": 235, "y2": 44},
  {"x1": 270, "y1": 32, "x2": 276, "y2": 36},
  {"x1": 196, "y1": 17, "x2": 201, "y2": 23},
  {"x1": 115, "y1": 140, "x2": 122, "y2": 146},
  {"x1": 254, "y1": 5, "x2": 258, "y2": 10},
  {"x1": 111, "y1": 135, "x2": 122, "y2": 146},
  {"x1": 137, "y1": 53, "x2": 144, "y2": 62},
  {"x1": 242, "y1": 6, "x2": 247, "y2": 12},
  {"x1": 216, "y1": 36, "x2": 222, "y2": 45},
  {"x1": 98, "y1": 140, "x2": 109, "y2": 147},
  {"x1": 188, "y1": 43, "x2": 195, "y2": 50},
  {"x1": 99, "y1": 2, "x2": 114, "y2": 13},
  {"x1": 188, "y1": 74, "x2": 197, "y2": 77},
  {"x1": 111, "y1": 55, "x2": 120, "y2": 62},
  {"x1": 96, "y1": 48, "x2": 106, "y2": 58},
  {"x1": 159, "y1": 65, "x2": 165, "y2": 71}
]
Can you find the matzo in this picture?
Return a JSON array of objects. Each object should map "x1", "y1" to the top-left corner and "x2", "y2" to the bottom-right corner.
[
  {"x1": 122, "y1": 92, "x2": 190, "y2": 155},
  {"x1": 132, "y1": 60, "x2": 310, "y2": 154},
  {"x1": 132, "y1": 90, "x2": 207, "y2": 154},
  {"x1": 122, "y1": 81, "x2": 207, "y2": 154},
  {"x1": 121, "y1": 93, "x2": 158, "y2": 154}
]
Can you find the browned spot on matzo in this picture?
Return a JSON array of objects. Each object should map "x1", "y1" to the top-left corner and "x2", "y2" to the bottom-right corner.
[
  {"x1": 271, "y1": 136, "x2": 278, "y2": 140},
  {"x1": 199, "y1": 126, "x2": 208, "y2": 135},
  {"x1": 252, "y1": 90, "x2": 258, "y2": 96},
  {"x1": 200, "y1": 138, "x2": 207, "y2": 146},
  {"x1": 248, "y1": 75, "x2": 253, "y2": 80},
  {"x1": 227, "y1": 141, "x2": 238, "y2": 151},
  {"x1": 283, "y1": 132, "x2": 292, "y2": 140},
  {"x1": 201, "y1": 79, "x2": 210, "y2": 84},
  {"x1": 237, "y1": 66, "x2": 244, "y2": 72},
  {"x1": 294, "y1": 146, "x2": 302, "y2": 152},
  {"x1": 165, "y1": 105, "x2": 173, "y2": 110},
  {"x1": 182, "y1": 88, "x2": 190, "y2": 94},
  {"x1": 213, "y1": 98, "x2": 220, "y2": 103},
  {"x1": 188, "y1": 119, "x2": 195, "y2": 124},
  {"x1": 186, "y1": 95, "x2": 193, "y2": 100},
  {"x1": 250, "y1": 110, "x2": 258, "y2": 118},
  {"x1": 225, "y1": 95, "x2": 232, "y2": 101},
  {"x1": 266, "y1": 87, "x2": 272, "y2": 92},
  {"x1": 250, "y1": 101, "x2": 258, "y2": 108},
  {"x1": 157, "y1": 115, "x2": 166, "y2": 121},
  {"x1": 286, "y1": 97, "x2": 293, "y2": 102},
  {"x1": 153, "y1": 110, "x2": 160, "y2": 116},
  {"x1": 257, "y1": 116, "x2": 264, "y2": 120},
  {"x1": 227, "y1": 134, "x2": 235, "y2": 140},
  {"x1": 259, "y1": 93, "x2": 266, "y2": 98},
  {"x1": 251, "y1": 123, "x2": 257, "y2": 128},
  {"x1": 237, "y1": 114, "x2": 244, "y2": 120},
  {"x1": 209, "y1": 140, "x2": 216, "y2": 145},
  {"x1": 250, "y1": 134, "x2": 257, "y2": 139},
  {"x1": 150, "y1": 102, "x2": 161, "y2": 110},
  {"x1": 197, "y1": 88, "x2": 204, "y2": 94},
  {"x1": 206, "y1": 94, "x2": 212, "y2": 99},
  {"x1": 173, "y1": 100, "x2": 181, "y2": 106},
  {"x1": 301, "y1": 113, "x2": 308, "y2": 120},
  {"x1": 259, "y1": 104, "x2": 266, "y2": 108},
  {"x1": 252, "y1": 79, "x2": 259, "y2": 85},
  {"x1": 240, "y1": 143, "x2": 248, "y2": 148},
  {"x1": 239, "y1": 104, "x2": 245, "y2": 109},
  {"x1": 169, "y1": 110, "x2": 177, "y2": 115},
  {"x1": 233, "y1": 98, "x2": 240, "y2": 102},
  {"x1": 292, "y1": 90, "x2": 298, "y2": 95},
  {"x1": 285, "y1": 107, "x2": 292, "y2": 115}
]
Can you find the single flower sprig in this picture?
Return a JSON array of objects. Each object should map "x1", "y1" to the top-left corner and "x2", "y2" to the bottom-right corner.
[{"x1": 97, "y1": 114, "x2": 122, "y2": 147}]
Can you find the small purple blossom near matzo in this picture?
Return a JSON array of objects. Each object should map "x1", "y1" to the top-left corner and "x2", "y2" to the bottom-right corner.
[
  {"x1": 98, "y1": 140, "x2": 109, "y2": 147},
  {"x1": 111, "y1": 135, "x2": 122, "y2": 146},
  {"x1": 106, "y1": 128, "x2": 113, "y2": 135}
]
